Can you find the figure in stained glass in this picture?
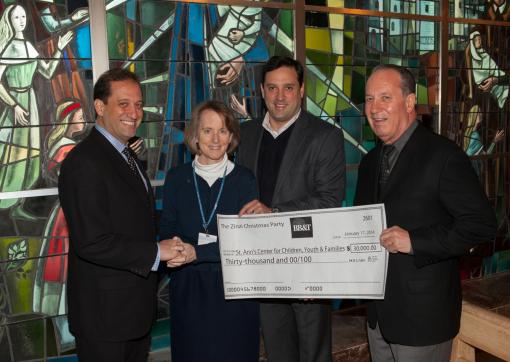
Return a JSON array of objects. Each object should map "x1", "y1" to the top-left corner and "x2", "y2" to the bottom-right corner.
[
  {"x1": 465, "y1": 30, "x2": 508, "y2": 109},
  {"x1": 32, "y1": 98, "x2": 85, "y2": 352},
  {"x1": 26, "y1": 0, "x2": 90, "y2": 113},
  {"x1": 44, "y1": 99, "x2": 85, "y2": 182},
  {"x1": 166, "y1": 3, "x2": 267, "y2": 120},
  {"x1": 230, "y1": 93, "x2": 250, "y2": 121},
  {"x1": 479, "y1": 0, "x2": 510, "y2": 105},
  {"x1": 157, "y1": 3, "x2": 268, "y2": 174},
  {"x1": 487, "y1": 0, "x2": 510, "y2": 20},
  {"x1": 0, "y1": 4, "x2": 73, "y2": 221},
  {"x1": 207, "y1": 5, "x2": 262, "y2": 87},
  {"x1": 463, "y1": 104, "x2": 505, "y2": 158}
]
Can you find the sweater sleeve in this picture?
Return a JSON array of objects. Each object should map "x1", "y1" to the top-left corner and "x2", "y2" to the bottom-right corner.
[{"x1": 159, "y1": 168, "x2": 181, "y2": 240}]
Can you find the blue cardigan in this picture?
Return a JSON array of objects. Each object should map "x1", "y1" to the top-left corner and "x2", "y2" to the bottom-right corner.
[{"x1": 160, "y1": 162, "x2": 257, "y2": 265}]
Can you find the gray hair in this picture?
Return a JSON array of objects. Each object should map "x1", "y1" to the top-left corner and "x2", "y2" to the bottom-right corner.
[{"x1": 370, "y1": 64, "x2": 416, "y2": 96}]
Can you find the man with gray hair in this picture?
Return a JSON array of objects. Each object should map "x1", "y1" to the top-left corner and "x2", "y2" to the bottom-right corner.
[{"x1": 355, "y1": 64, "x2": 496, "y2": 361}]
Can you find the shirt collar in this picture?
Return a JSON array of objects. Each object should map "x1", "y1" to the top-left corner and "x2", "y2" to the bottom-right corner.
[
  {"x1": 95, "y1": 124, "x2": 127, "y2": 154},
  {"x1": 262, "y1": 109, "x2": 301, "y2": 138},
  {"x1": 391, "y1": 121, "x2": 418, "y2": 153},
  {"x1": 494, "y1": 1, "x2": 507, "y2": 12}
]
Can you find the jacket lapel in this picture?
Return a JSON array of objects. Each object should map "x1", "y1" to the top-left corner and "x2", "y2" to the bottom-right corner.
[
  {"x1": 373, "y1": 144, "x2": 384, "y2": 203},
  {"x1": 92, "y1": 129, "x2": 151, "y2": 206},
  {"x1": 141, "y1": 165, "x2": 155, "y2": 209},
  {"x1": 379, "y1": 126, "x2": 422, "y2": 201},
  {"x1": 251, "y1": 124, "x2": 264, "y2": 175}
]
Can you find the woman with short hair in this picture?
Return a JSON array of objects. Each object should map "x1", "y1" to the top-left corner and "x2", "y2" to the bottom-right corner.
[{"x1": 160, "y1": 100, "x2": 260, "y2": 362}]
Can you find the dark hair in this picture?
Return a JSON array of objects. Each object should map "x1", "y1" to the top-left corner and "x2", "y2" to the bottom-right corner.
[
  {"x1": 370, "y1": 64, "x2": 416, "y2": 96},
  {"x1": 184, "y1": 100, "x2": 240, "y2": 155},
  {"x1": 262, "y1": 56, "x2": 304, "y2": 86},
  {"x1": 93, "y1": 68, "x2": 141, "y2": 103}
]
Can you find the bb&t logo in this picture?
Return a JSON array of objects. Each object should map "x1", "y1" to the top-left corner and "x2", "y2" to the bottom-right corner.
[{"x1": 290, "y1": 217, "x2": 313, "y2": 238}]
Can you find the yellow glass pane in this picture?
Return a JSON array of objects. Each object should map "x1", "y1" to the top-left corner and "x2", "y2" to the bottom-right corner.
[
  {"x1": 329, "y1": 14, "x2": 344, "y2": 30},
  {"x1": 324, "y1": 94, "x2": 337, "y2": 116},
  {"x1": 306, "y1": 28, "x2": 332, "y2": 52},
  {"x1": 332, "y1": 66, "x2": 344, "y2": 91},
  {"x1": 344, "y1": 73, "x2": 352, "y2": 98},
  {"x1": 327, "y1": 0, "x2": 344, "y2": 7}
]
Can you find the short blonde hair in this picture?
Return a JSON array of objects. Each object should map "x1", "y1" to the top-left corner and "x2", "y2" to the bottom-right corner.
[{"x1": 184, "y1": 100, "x2": 240, "y2": 155}]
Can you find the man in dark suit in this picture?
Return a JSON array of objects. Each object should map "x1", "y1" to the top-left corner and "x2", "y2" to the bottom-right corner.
[
  {"x1": 59, "y1": 68, "x2": 183, "y2": 361},
  {"x1": 238, "y1": 56, "x2": 345, "y2": 362},
  {"x1": 355, "y1": 64, "x2": 497, "y2": 361}
]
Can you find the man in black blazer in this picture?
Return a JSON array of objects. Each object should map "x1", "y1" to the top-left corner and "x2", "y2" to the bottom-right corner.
[
  {"x1": 355, "y1": 65, "x2": 497, "y2": 361},
  {"x1": 59, "y1": 69, "x2": 182, "y2": 361},
  {"x1": 238, "y1": 56, "x2": 345, "y2": 362}
]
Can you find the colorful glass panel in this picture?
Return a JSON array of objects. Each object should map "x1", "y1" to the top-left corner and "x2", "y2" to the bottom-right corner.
[
  {"x1": 305, "y1": 10, "x2": 440, "y2": 205},
  {"x1": 0, "y1": 1, "x2": 508, "y2": 360},
  {"x1": 446, "y1": 1, "x2": 509, "y2": 276},
  {"x1": 106, "y1": 1, "x2": 295, "y2": 183},
  {"x1": 307, "y1": 0, "x2": 441, "y2": 16},
  {"x1": 0, "y1": 1, "x2": 92, "y2": 360}
]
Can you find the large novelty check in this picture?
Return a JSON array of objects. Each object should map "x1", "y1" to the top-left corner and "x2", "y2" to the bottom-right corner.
[{"x1": 217, "y1": 204, "x2": 388, "y2": 299}]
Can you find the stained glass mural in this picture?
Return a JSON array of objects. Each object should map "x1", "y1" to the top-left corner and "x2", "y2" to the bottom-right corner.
[
  {"x1": 0, "y1": 0, "x2": 508, "y2": 360},
  {"x1": 304, "y1": 9, "x2": 440, "y2": 205},
  {"x1": 306, "y1": 0, "x2": 441, "y2": 16},
  {"x1": 105, "y1": 1, "x2": 294, "y2": 186},
  {"x1": 446, "y1": 0, "x2": 510, "y2": 276},
  {"x1": 0, "y1": 0, "x2": 92, "y2": 360}
]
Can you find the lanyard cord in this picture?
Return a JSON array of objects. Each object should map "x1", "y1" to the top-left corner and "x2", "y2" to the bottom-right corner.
[{"x1": 192, "y1": 163, "x2": 228, "y2": 233}]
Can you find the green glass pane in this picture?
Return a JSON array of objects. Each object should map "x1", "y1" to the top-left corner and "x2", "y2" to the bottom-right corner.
[
  {"x1": 306, "y1": 76, "x2": 317, "y2": 100},
  {"x1": 306, "y1": 50, "x2": 337, "y2": 78},
  {"x1": 344, "y1": 34, "x2": 353, "y2": 56},
  {"x1": 337, "y1": 96, "x2": 352, "y2": 111},
  {"x1": 315, "y1": 78, "x2": 329, "y2": 105},
  {"x1": 279, "y1": 9, "x2": 294, "y2": 38},
  {"x1": 350, "y1": 70, "x2": 365, "y2": 105},
  {"x1": 107, "y1": 12, "x2": 126, "y2": 59},
  {"x1": 324, "y1": 94, "x2": 337, "y2": 115},
  {"x1": 417, "y1": 83, "x2": 428, "y2": 105}
]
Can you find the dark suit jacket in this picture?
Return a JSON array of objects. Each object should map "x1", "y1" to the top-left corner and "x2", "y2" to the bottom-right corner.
[
  {"x1": 354, "y1": 124, "x2": 497, "y2": 346},
  {"x1": 58, "y1": 128, "x2": 159, "y2": 342},
  {"x1": 237, "y1": 110, "x2": 346, "y2": 211}
]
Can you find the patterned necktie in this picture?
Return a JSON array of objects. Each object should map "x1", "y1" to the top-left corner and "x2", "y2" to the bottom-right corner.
[
  {"x1": 122, "y1": 147, "x2": 141, "y2": 180},
  {"x1": 378, "y1": 144, "x2": 395, "y2": 194}
]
